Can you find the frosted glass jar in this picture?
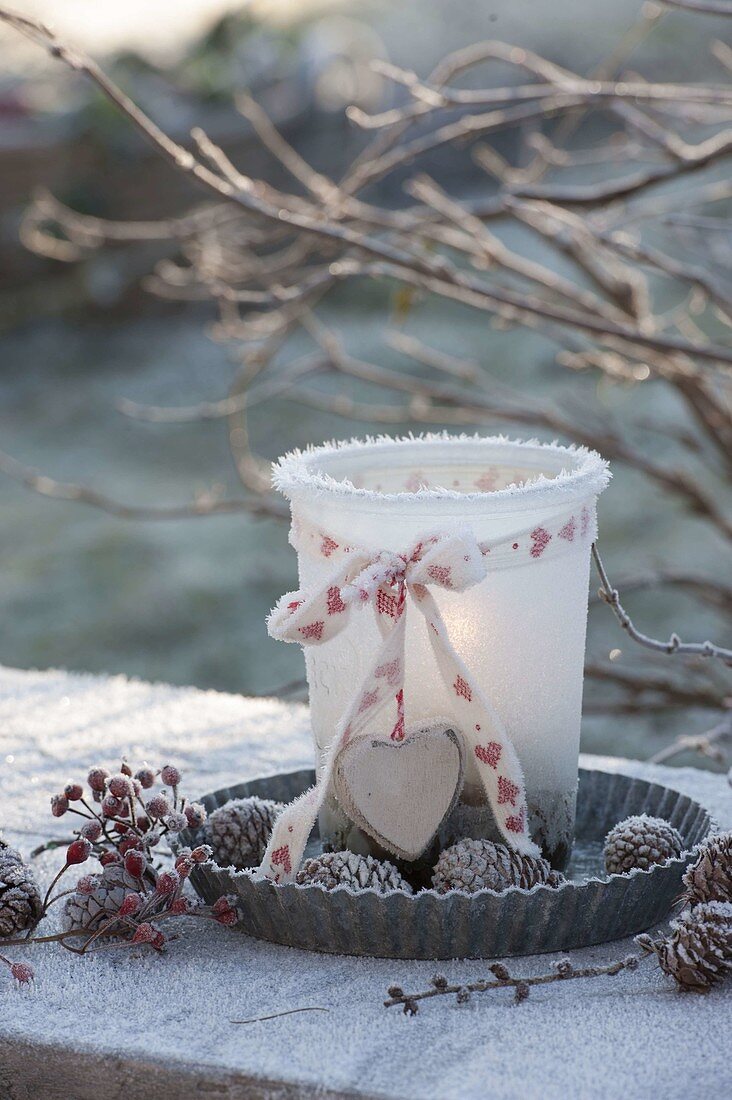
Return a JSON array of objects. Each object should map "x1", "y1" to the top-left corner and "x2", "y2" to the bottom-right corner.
[{"x1": 274, "y1": 435, "x2": 609, "y2": 868}]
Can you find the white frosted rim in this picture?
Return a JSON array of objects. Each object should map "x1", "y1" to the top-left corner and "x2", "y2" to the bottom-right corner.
[{"x1": 273, "y1": 433, "x2": 610, "y2": 511}]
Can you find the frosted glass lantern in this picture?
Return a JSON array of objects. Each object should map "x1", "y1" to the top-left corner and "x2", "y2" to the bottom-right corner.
[{"x1": 274, "y1": 435, "x2": 609, "y2": 868}]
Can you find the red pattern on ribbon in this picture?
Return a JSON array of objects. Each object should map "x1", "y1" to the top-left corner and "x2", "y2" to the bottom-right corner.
[
  {"x1": 475, "y1": 742, "x2": 502, "y2": 769},
  {"x1": 498, "y1": 775, "x2": 520, "y2": 806}
]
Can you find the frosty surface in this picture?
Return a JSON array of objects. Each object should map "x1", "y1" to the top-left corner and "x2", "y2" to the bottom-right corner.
[{"x1": 275, "y1": 434, "x2": 609, "y2": 868}]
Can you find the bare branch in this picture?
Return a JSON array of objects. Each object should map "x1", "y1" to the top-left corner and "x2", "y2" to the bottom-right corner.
[
  {"x1": 592, "y1": 545, "x2": 732, "y2": 665},
  {"x1": 0, "y1": 448, "x2": 285, "y2": 521}
]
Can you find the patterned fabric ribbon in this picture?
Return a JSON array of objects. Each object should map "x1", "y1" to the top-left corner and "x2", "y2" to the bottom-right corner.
[{"x1": 258, "y1": 505, "x2": 593, "y2": 883}]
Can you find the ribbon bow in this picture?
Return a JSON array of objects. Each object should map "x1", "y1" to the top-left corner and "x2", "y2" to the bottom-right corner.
[{"x1": 258, "y1": 529, "x2": 540, "y2": 883}]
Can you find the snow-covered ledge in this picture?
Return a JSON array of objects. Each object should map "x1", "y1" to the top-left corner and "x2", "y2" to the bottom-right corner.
[{"x1": 0, "y1": 666, "x2": 729, "y2": 1100}]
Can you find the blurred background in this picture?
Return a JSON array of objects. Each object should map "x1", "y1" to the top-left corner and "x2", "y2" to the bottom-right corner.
[{"x1": 1, "y1": 0, "x2": 730, "y2": 764}]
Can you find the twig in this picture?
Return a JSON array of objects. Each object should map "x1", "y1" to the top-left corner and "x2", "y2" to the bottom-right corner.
[
  {"x1": 0, "y1": 448, "x2": 285, "y2": 521},
  {"x1": 385, "y1": 953, "x2": 647, "y2": 1013},
  {"x1": 592, "y1": 545, "x2": 732, "y2": 665},
  {"x1": 231, "y1": 1007, "x2": 329, "y2": 1024}
]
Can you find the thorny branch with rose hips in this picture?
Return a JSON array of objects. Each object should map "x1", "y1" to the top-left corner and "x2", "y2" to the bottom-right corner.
[
  {"x1": 0, "y1": 760, "x2": 240, "y2": 987},
  {"x1": 0, "y1": 4, "x2": 730, "y2": 762}
]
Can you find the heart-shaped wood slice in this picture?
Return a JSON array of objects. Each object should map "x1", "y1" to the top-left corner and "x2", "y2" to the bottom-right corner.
[{"x1": 333, "y1": 723, "x2": 466, "y2": 861}]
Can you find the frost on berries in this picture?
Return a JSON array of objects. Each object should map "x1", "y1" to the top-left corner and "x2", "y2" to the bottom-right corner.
[
  {"x1": 164, "y1": 812, "x2": 188, "y2": 833},
  {"x1": 124, "y1": 850, "x2": 147, "y2": 879},
  {"x1": 160, "y1": 765, "x2": 181, "y2": 788},
  {"x1": 76, "y1": 874, "x2": 100, "y2": 895},
  {"x1": 146, "y1": 794, "x2": 172, "y2": 820},
  {"x1": 11, "y1": 963, "x2": 34, "y2": 985},
  {"x1": 51, "y1": 794, "x2": 69, "y2": 818},
  {"x1": 108, "y1": 774, "x2": 134, "y2": 800},
  {"x1": 87, "y1": 767, "x2": 110, "y2": 793},
  {"x1": 132, "y1": 923, "x2": 165, "y2": 950},
  {"x1": 135, "y1": 767, "x2": 156, "y2": 790},
  {"x1": 80, "y1": 820, "x2": 103, "y2": 842},
  {"x1": 118, "y1": 893, "x2": 143, "y2": 917},
  {"x1": 101, "y1": 794, "x2": 124, "y2": 818},
  {"x1": 64, "y1": 783, "x2": 84, "y2": 802},
  {"x1": 184, "y1": 803, "x2": 207, "y2": 829},
  {"x1": 155, "y1": 870, "x2": 179, "y2": 896},
  {"x1": 66, "y1": 838, "x2": 91, "y2": 865},
  {"x1": 212, "y1": 896, "x2": 239, "y2": 926}
]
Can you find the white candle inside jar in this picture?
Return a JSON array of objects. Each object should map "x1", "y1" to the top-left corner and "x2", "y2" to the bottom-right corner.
[{"x1": 274, "y1": 434, "x2": 609, "y2": 868}]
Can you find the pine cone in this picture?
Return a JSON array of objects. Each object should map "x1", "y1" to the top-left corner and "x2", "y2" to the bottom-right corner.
[
  {"x1": 63, "y1": 863, "x2": 140, "y2": 933},
  {"x1": 432, "y1": 838, "x2": 564, "y2": 895},
  {"x1": 0, "y1": 845, "x2": 43, "y2": 937},
  {"x1": 296, "y1": 851, "x2": 413, "y2": 894},
  {"x1": 604, "y1": 814, "x2": 684, "y2": 875},
  {"x1": 204, "y1": 797, "x2": 282, "y2": 869},
  {"x1": 682, "y1": 832, "x2": 732, "y2": 906},
  {"x1": 637, "y1": 902, "x2": 732, "y2": 992}
]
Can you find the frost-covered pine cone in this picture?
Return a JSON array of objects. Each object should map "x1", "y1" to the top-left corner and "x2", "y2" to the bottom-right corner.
[
  {"x1": 637, "y1": 902, "x2": 732, "y2": 992},
  {"x1": 204, "y1": 797, "x2": 282, "y2": 869},
  {"x1": 63, "y1": 863, "x2": 141, "y2": 933},
  {"x1": 431, "y1": 838, "x2": 564, "y2": 895},
  {"x1": 603, "y1": 814, "x2": 684, "y2": 875},
  {"x1": 682, "y1": 832, "x2": 732, "y2": 906},
  {"x1": 0, "y1": 842, "x2": 43, "y2": 937},
  {"x1": 296, "y1": 851, "x2": 413, "y2": 894}
]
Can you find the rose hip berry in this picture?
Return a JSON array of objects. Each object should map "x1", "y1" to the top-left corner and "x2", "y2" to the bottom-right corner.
[
  {"x1": 184, "y1": 803, "x2": 207, "y2": 829},
  {"x1": 51, "y1": 794, "x2": 69, "y2": 818},
  {"x1": 155, "y1": 870, "x2": 179, "y2": 896},
  {"x1": 80, "y1": 820, "x2": 103, "y2": 842},
  {"x1": 87, "y1": 767, "x2": 110, "y2": 793},
  {"x1": 64, "y1": 782, "x2": 84, "y2": 801},
  {"x1": 135, "y1": 767, "x2": 156, "y2": 790},
  {"x1": 11, "y1": 963, "x2": 34, "y2": 984},
  {"x1": 160, "y1": 765, "x2": 181, "y2": 788},
  {"x1": 118, "y1": 892, "x2": 143, "y2": 917},
  {"x1": 124, "y1": 850, "x2": 146, "y2": 879},
  {"x1": 146, "y1": 794, "x2": 171, "y2": 820},
  {"x1": 66, "y1": 838, "x2": 92, "y2": 865},
  {"x1": 108, "y1": 774, "x2": 134, "y2": 800}
]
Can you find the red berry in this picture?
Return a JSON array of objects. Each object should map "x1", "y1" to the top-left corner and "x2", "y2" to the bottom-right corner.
[
  {"x1": 64, "y1": 783, "x2": 84, "y2": 802},
  {"x1": 87, "y1": 767, "x2": 110, "y2": 793},
  {"x1": 155, "y1": 870, "x2": 179, "y2": 896},
  {"x1": 76, "y1": 874, "x2": 99, "y2": 895},
  {"x1": 101, "y1": 794, "x2": 123, "y2": 818},
  {"x1": 174, "y1": 854, "x2": 193, "y2": 879},
  {"x1": 215, "y1": 906, "x2": 238, "y2": 927},
  {"x1": 160, "y1": 765, "x2": 181, "y2": 788},
  {"x1": 100, "y1": 851, "x2": 121, "y2": 866},
  {"x1": 80, "y1": 820, "x2": 103, "y2": 842},
  {"x1": 132, "y1": 922, "x2": 155, "y2": 943},
  {"x1": 169, "y1": 897, "x2": 190, "y2": 915},
  {"x1": 119, "y1": 837, "x2": 141, "y2": 855},
  {"x1": 136, "y1": 813, "x2": 151, "y2": 833},
  {"x1": 190, "y1": 845, "x2": 211, "y2": 864},
  {"x1": 135, "y1": 767, "x2": 156, "y2": 790},
  {"x1": 51, "y1": 794, "x2": 69, "y2": 818},
  {"x1": 118, "y1": 892, "x2": 142, "y2": 917},
  {"x1": 212, "y1": 896, "x2": 238, "y2": 925},
  {"x1": 108, "y1": 774, "x2": 133, "y2": 800},
  {"x1": 66, "y1": 838, "x2": 91, "y2": 865},
  {"x1": 164, "y1": 812, "x2": 187, "y2": 833},
  {"x1": 10, "y1": 963, "x2": 34, "y2": 984},
  {"x1": 120, "y1": 762, "x2": 133, "y2": 777},
  {"x1": 124, "y1": 850, "x2": 146, "y2": 879},
  {"x1": 146, "y1": 795, "x2": 171, "y2": 820},
  {"x1": 132, "y1": 923, "x2": 165, "y2": 949},
  {"x1": 184, "y1": 803, "x2": 207, "y2": 829}
]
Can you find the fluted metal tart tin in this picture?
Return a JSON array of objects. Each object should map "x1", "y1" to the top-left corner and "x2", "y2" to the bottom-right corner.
[{"x1": 180, "y1": 767, "x2": 713, "y2": 960}]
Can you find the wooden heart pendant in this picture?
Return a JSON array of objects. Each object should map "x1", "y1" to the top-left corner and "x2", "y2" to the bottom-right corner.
[{"x1": 332, "y1": 723, "x2": 466, "y2": 861}]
